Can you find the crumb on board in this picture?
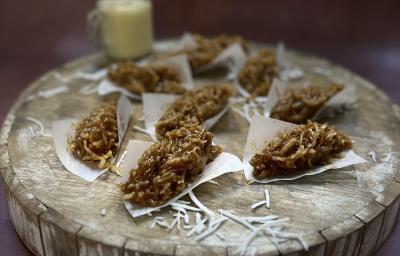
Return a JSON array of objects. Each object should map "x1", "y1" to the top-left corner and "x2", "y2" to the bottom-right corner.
[
  {"x1": 368, "y1": 151, "x2": 377, "y2": 162},
  {"x1": 206, "y1": 179, "x2": 220, "y2": 185},
  {"x1": 144, "y1": 192, "x2": 306, "y2": 254}
]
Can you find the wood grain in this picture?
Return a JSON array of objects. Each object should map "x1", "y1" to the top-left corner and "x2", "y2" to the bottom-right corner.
[
  {"x1": 40, "y1": 209, "x2": 82, "y2": 256},
  {"x1": 1, "y1": 40, "x2": 400, "y2": 255}
]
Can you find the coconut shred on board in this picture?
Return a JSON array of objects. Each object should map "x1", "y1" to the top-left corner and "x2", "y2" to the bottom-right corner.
[
  {"x1": 25, "y1": 85, "x2": 70, "y2": 102},
  {"x1": 358, "y1": 151, "x2": 398, "y2": 196},
  {"x1": 147, "y1": 190, "x2": 306, "y2": 255},
  {"x1": 25, "y1": 117, "x2": 52, "y2": 138}
]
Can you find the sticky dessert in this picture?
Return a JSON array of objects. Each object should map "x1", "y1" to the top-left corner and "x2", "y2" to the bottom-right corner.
[
  {"x1": 121, "y1": 125, "x2": 222, "y2": 207},
  {"x1": 155, "y1": 84, "x2": 235, "y2": 139},
  {"x1": 238, "y1": 48, "x2": 278, "y2": 97},
  {"x1": 250, "y1": 121, "x2": 353, "y2": 179},
  {"x1": 178, "y1": 34, "x2": 247, "y2": 70},
  {"x1": 68, "y1": 101, "x2": 118, "y2": 170},
  {"x1": 270, "y1": 83, "x2": 344, "y2": 124},
  {"x1": 108, "y1": 61, "x2": 186, "y2": 95}
]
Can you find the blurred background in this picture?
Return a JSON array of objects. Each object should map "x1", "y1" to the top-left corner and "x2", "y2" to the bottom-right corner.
[{"x1": 0, "y1": 0, "x2": 399, "y2": 255}]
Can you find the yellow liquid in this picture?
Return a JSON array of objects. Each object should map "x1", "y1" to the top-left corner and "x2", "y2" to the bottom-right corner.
[{"x1": 99, "y1": 0, "x2": 153, "y2": 59}]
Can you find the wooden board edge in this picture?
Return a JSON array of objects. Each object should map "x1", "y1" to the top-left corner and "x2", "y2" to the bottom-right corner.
[
  {"x1": 374, "y1": 180, "x2": 400, "y2": 251},
  {"x1": 1, "y1": 170, "x2": 48, "y2": 256},
  {"x1": 1, "y1": 128, "x2": 49, "y2": 256},
  {"x1": 227, "y1": 242, "x2": 279, "y2": 256},
  {"x1": 39, "y1": 209, "x2": 83, "y2": 256},
  {"x1": 77, "y1": 226, "x2": 127, "y2": 256},
  {"x1": 124, "y1": 238, "x2": 177, "y2": 256},
  {"x1": 174, "y1": 244, "x2": 226, "y2": 256},
  {"x1": 375, "y1": 196, "x2": 400, "y2": 251},
  {"x1": 0, "y1": 112, "x2": 15, "y2": 146},
  {"x1": 320, "y1": 216, "x2": 365, "y2": 256},
  {"x1": 281, "y1": 232, "x2": 326, "y2": 256},
  {"x1": 391, "y1": 103, "x2": 400, "y2": 122},
  {"x1": 355, "y1": 201, "x2": 386, "y2": 256},
  {"x1": 0, "y1": 144, "x2": 11, "y2": 169}
]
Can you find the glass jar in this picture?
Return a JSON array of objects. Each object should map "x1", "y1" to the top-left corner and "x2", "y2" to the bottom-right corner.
[{"x1": 88, "y1": 0, "x2": 154, "y2": 60}]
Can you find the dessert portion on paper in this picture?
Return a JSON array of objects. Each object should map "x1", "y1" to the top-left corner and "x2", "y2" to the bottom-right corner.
[
  {"x1": 264, "y1": 79, "x2": 356, "y2": 123},
  {"x1": 142, "y1": 84, "x2": 233, "y2": 141},
  {"x1": 233, "y1": 48, "x2": 278, "y2": 100},
  {"x1": 52, "y1": 95, "x2": 133, "y2": 182},
  {"x1": 120, "y1": 140, "x2": 243, "y2": 217},
  {"x1": 243, "y1": 115, "x2": 366, "y2": 183},
  {"x1": 176, "y1": 33, "x2": 247, "y2": 77},
  {"x1": 98, "y1": 55, "x2": 194, "y2": 100}
]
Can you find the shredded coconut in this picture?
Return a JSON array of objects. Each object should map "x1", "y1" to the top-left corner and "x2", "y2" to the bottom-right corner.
[
  {"x1": 176, "y1": 200, "x2": 191, "y2": 205},
  {"x1": 382, "y1": 152, "x2": 393, "y2": 162},
  {"x1": 140, "y1": 184, "x2": 303, "y2": 252},
  {"x1": 72, "y1": 69, "x2": 107, "y2": 81},
  {"x1": 53, "y1": 72, "x2": 69, "y2": 83},
  {"x1": 194, "y1": 216, "x2": 228, "y2": 241},
  {"x1": 25, "y1": 95, "x2": 36, "y2": 102},
  {"x1": 28, "y1": 127, "x2": 35, "y2": 138},
  {"x1": 42, "y1": 133, "x2": 53, "y2": 138},
  {"x1": 368, "y1": 151, "x2": 377, "y2": 162},
  {"x1": 38, "y1": 85, "x2": 69, "y2": 98},
  {"x1": 243, "y1": 215, "x2": 279, "y2": 224},
  {"x1": 79, "y1": 84, "x2": 99, "y2": 95},
  {"x1": 266, "y1": 227, "x2": 280, "y2": 248},
  {"x1": 168, "y1": 217, "x2": 179, "y2": 230},
  {"x1": 218, "y1": 209, "x2": 255, "y2": 231},
  {"x1": 171, "y1": 210, "x2": 186, "y2": 230},
  {"x1": 261, "y1": 218, "x2": 290, "y2": 226},
  {"x1": 240, "y1": 222, "x2": 271, "y2": 255},
  {"x1": 189, "y1": 191, "x2": 214, "y2": 217},
  {"x1": 216, "y1": 232, "x2": 226, "y2": 241},
  {"x1": 170, "y1": 205, "x2": 192, "y2": 230},
  {"x1": 312, "y1": 67, "x2": 332, "y2": 77},
  {"x1": 183, "y1": 211, "x2": 190, "y2": 224},
  {"x1": 264, "y1": 189, "x2": 270, "y2": 209},
  {"x1": 206, "y1": 180, "x2": 220, "y2": 185},
  {"x1": 280, "y1": 67, "x2": 304, "y2": 82},
  {"x1": 151, "y1": 217, "x2": 169, "y2": 229},
  {"x1": 26, "y1": 117, "x2": 44, "y2": 135},
  {"x1": 186, "y1": 213, "x2": 207, "y2": 237},
  {"x1": 170, "y1": 202, "x2": 202, "y2": 212},
  {"x1": 251, "y1": 200, "x2": 267, "y2": 209}
]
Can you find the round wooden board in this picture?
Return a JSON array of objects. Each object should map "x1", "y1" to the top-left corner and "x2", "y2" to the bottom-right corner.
[{"x1": 1, "y1": 40, "x2": 400, "y2": 256}]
